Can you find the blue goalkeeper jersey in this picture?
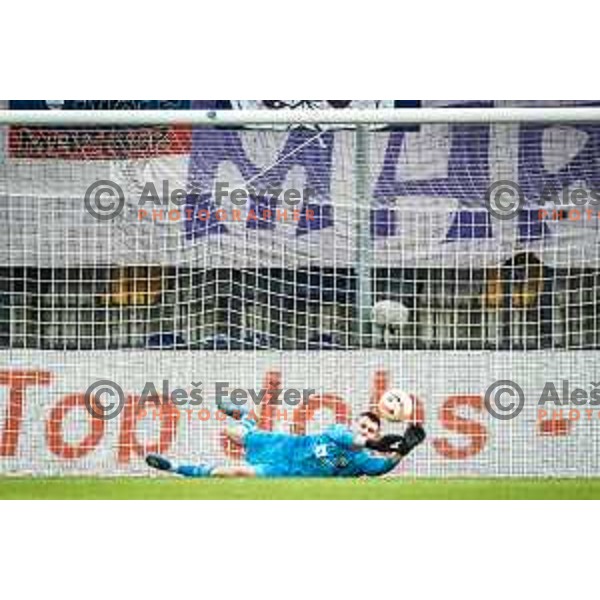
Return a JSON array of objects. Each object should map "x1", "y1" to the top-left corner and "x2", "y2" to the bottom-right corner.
[{"x1": 244, "y1": 424, "x2": 399, "y2": 477}]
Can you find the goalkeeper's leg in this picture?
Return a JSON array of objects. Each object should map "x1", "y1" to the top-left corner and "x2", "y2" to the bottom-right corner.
[
  {"x1": 145, "y1": 402, "x2": 262, "y2": 477},
  {"x1": 145, "y1": 454, "x2": 260, "y2": 477},
  {"x1": 176, "y1": 464, "x2": 288, "y2": 477},
  {"x1": 177, "y1": 464, "x2": 259, "y2": 477},
  {"x1": 145, "y1": 454, "x2": 283, "y2": 477}
]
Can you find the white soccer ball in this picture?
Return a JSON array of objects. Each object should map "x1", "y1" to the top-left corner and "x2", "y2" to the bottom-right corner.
[
  {"x1": 378, "y1": 388, "x2": 415, "y2": 422},
  {"x1": 371, "y1": 300, "x2": 410, "y2": 327}
]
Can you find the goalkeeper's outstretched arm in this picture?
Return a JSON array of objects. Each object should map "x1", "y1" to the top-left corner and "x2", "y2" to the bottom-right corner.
[
  {"x1": 365, "y1": 424, "x2": 427, "y2": 456},
  {"x1": 357, "y1": 424, "x2": 427, "y2": 476}
]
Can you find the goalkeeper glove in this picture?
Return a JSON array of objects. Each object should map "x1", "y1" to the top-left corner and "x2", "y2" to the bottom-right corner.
[{"x1": 366, "y1": 424, "x2": 426, "y2": 456}]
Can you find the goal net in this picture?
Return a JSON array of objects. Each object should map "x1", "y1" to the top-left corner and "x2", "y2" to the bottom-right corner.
[{"x1": 1, "y1": 105, "x2": 600, "y2": 476}]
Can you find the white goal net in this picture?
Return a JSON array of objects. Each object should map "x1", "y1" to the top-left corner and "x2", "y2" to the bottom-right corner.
[{"x1": 1, "y1": 105, "x2": 600, "y2": 476}]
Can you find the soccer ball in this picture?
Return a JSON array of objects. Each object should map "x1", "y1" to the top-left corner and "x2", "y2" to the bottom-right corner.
[{"x1": 378, "y1": 388, "x2": 415, "y2": 422}]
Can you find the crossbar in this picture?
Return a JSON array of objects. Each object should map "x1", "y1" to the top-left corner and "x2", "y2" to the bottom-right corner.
[{"x1": 0, "y1": 107, "x2": 600, "y2": 126}]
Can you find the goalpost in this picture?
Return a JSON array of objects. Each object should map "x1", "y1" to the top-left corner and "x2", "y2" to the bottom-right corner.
[{"x1": 0, "y1": 106, "x2": 599, "y2": 476}]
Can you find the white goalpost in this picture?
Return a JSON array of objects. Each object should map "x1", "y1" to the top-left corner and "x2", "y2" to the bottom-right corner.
[
  {"x1": 1, "y1": 106, "x2": 600, "y2": 125},
  {"x1": 0, "y1": 106, "x2": 599, "y2": 476}
]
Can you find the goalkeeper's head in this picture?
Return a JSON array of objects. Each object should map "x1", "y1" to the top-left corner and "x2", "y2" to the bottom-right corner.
[{"x1": 355, "y1": 411, "x2": 382, "y2": 442}]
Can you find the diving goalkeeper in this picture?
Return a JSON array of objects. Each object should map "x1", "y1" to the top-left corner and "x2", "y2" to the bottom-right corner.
[{"x1": 145, "y1": 404, "x2": 426, "y2": 478}]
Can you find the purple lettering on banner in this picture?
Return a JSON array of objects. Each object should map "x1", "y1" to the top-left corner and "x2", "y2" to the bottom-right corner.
[
  {"x1": 518, "y1": 207, "x2": 551, "y2": 242},
  {"x1": 372, "y1": 124, "x2": 493, "y2": 240},
  {"x1": 445, "y1": 210, "x2": 493, "y2": 240},
  {"x1": 370, "y1": 206, "x2": 396, "y2": 237},
  {"x1": 514, "y1": 123, "x2": 600, "y2": 243},
  {"x1": 372, "y1": 100, "x2": 495, "y2": 241},
  {"x1": 245, "y1": 193, "x2": 278, "y2": 230},
  {"x1": 518, "y1": 125, "x2": 600, "y2": 199},
  {"x1": 185, "y1": 192, "x2": 228, "y2": 239},
  {"x1": 186, "y1": 100, "x2": 334, "y2": 240},
  {"x1": 185, "y1": 101, "x2": 600, "y2": 246}
]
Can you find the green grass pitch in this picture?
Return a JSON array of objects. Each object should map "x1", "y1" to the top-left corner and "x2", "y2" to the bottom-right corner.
[{"x1": 1, "y1": 478, "x2": 600, "y2": 499}]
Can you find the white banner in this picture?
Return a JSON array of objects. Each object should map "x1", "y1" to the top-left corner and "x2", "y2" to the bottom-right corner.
[
  {"x1": 1, "y1": 100, "x2": 600, "y2": 268},
  {"x1": 1, "y1": 350, "x2": 598, "y2": 476}
]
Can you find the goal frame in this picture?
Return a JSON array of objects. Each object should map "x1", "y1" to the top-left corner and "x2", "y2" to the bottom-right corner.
[
  {"x1": 2, "y1": 106, "x2": 600, "y2": 477},
  {"x1": 1, "y1": 106, "x2": 600, "y2": 127}
]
